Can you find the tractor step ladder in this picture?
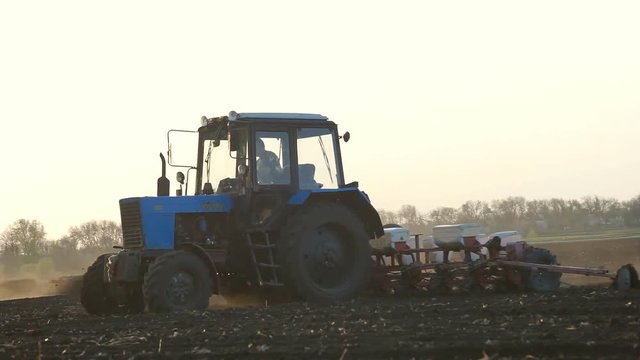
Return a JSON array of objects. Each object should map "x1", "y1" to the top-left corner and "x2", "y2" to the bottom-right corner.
[{"x1": 246, "y1": 230, "x2": 284, "y2": 287}]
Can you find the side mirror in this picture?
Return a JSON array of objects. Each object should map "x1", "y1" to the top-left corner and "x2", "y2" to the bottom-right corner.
[
  {"x1": 176, "y1": 171, "x2": 185, "y2": 185},
  {"x1": 342, "y1": 131, "x2": 351, "y2": 142}
]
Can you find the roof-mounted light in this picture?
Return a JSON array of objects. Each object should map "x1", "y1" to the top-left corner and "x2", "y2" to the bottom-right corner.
[
  {"x1": 201, "y1": 115, "x2": 211, "y2": 127},
  {"x1": 228, "y1": 111, "x2": 239, "y2": 121}
]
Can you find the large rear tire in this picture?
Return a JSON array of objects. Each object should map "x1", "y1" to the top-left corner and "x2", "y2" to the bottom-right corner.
[
  {"x1": 81, "y1": 254, "x2": 119, "y2": 315},
  {"x1": 523, "y1": 247, "x2": 561, "y2": 292},
  {"x1": 279, "y1": 202, "x2": 372, "y2": 303},
  {"x1": 143, "y1": 250, "x2": 212, "y2": 313}
]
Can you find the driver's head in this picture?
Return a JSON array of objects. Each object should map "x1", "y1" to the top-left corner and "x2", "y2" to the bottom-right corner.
[{"x1": 256, "y1": 138, "x2": 266, "y2": 156}]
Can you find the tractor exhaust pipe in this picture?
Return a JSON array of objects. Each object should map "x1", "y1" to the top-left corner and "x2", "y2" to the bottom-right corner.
[{"x1": 157, "y1": 153, "x2": 170, "y2": 196}]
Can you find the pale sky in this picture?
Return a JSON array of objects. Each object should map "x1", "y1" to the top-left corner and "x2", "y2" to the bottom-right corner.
[{"x1": 1, "y1": 1, "x2": 639, "y2": 239}]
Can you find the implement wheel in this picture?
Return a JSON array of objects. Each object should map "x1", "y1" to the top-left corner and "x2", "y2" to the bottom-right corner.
[
  {"x1": 523, "y1": 247, "x2": 561, "y2": 292},
  {"x1": 143, "y1": 250, "x2": 212, "y2": 312},
  {"x1": 614, "y1": 264, "x2": 639, "y2": 291},
  {"x1": 280, "y1": 203, "x2": 371, "y2": 303}
]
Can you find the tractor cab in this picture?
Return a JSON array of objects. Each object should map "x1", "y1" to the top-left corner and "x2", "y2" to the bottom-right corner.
[
  {"x1": 169, "y1": 111, "x2": 350, "y2": 229},
  {"x1": 195, "y1": 112, "x2": 345, "y2": 192}
]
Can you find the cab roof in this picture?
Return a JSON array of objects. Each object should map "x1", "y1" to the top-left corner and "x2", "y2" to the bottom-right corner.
[
  {"x1": 197, "y1": 111, "x2": 333, "y2": 134},
  {"x1": 231, "y1": 112, "x2": 328, "y2": 121}
]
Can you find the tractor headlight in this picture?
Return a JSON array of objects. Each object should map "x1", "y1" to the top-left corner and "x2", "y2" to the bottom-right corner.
[
  {"x1": 237, "y1": 164, "x2": 248, "y2": 176},
  {"x1": 228, "y1": 111, "x2": 238, "y2": 121},
  {"x1": 201, "y1": 116, "x2": 211, "y2": 126}
]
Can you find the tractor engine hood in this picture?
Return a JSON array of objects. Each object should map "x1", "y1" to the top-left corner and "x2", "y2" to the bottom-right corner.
[{"x1": 119, "y1": 195, "x2": 233, "y2": 250}]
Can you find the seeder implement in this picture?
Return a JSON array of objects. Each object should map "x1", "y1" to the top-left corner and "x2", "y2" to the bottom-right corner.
[{"x1": 371, "y1": 224, "x2": 639, "y2": 295}]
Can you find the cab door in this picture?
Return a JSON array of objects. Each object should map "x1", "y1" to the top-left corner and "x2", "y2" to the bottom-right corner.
[{"x1": 247, "y1": 128, "x2": 297, "y2": 228}]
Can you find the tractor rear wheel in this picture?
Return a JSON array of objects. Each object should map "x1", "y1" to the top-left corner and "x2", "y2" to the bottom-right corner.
[
  {"x1": 143, "y1": 250, "x2": 212, "y2": 313},
  {"x1": 523, "y1": 247, "x2": 561, "y2": 292},
  {"x1": 280, "y1": 203, "x2": 371, "y2": 303},
  {"x1": 81, "y1": 254, "x2": 119, "y2": 315}
]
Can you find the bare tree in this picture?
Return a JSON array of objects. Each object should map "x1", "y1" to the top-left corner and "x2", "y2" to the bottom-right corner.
[
  {"x1": 624, "y1": 195, "x2": 640, "y2": 226},
  {"x1": 66, "y1": 220, "x2": 122, "y2": 250},
  {"x1": 457, "y1": 200, "x2": 490, "y2": 224},
  {"x1": 492, "y1": 197, "x2": 526, "y2": 221},
  {"x1": 1, "y1": 232, "x2": 21, "y2": 256},
  {"x1": 525, "y1": 199, "x2": 548, "y2": 220},
  {"x1": 397, "y1": 204, "x2": 429, "y2": 234},
  {"x1": 0, "y1": 219, "x2": 47, "y2": 257},
  {"x1": 48, "y1": 235, "x2": 82, "y2": 272},
  {"x1": 377, "y1": 209, "x2": 399, "y2": 226},
  {"x1": 398, "y1": 205, "x2": 422, "y2": 226},
  {"x1": 582, "y1": 196, "x2": 621, "y2": 225},
  {"x1": 48, "y1": 236, "x2": 79, "y2": 256},
  {"x1": 429, "y1": 207, "x2": 458, "y2": 226}
]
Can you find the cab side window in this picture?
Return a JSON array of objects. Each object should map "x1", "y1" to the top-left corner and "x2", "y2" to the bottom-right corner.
[{"x1": 255, "y1": 131, "x2": 290, "y2": 185}]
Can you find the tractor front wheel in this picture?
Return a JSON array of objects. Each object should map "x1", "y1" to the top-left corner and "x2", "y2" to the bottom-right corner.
[
  {"x1": 143, "y1": 250, "x2": 212, "y2": 312},
  {"x1": 81, "y1": 254, "x2": 119, "y2": 315},
  {"x1": 280, "y1": 203, "x2": 372, "y2": 303}
]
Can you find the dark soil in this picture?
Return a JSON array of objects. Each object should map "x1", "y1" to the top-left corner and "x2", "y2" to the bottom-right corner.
[{"x1": 0, "y1": 286, "x2": 638, "y2": 359}]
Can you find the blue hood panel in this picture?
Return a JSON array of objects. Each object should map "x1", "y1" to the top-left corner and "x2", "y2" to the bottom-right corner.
[
  {"x1": 121, "y1": 195, "x2": 232, "y2": 250},
  {"x1": 138, "y1": 195, "x2": 233, "y2": 214}
]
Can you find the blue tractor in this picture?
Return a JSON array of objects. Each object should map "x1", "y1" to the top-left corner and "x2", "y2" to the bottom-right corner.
[{"x1": 80, "y1": 112, "x2": 384, "y2": 313}]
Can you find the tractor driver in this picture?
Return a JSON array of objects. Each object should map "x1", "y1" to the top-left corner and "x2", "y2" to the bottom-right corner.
[{"x1": 256, "y1": 138, "x2": 283, "y2": 184}]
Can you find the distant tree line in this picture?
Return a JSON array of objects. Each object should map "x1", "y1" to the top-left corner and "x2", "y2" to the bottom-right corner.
[
  {"x1": 378, "y1": 194, "x2": 640, "y2": 236},
  {"x1": 0, "y1": 219, "x2": 121, "y2": 277}
]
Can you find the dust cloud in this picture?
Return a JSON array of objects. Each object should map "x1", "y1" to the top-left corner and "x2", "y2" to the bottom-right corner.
[
  {"x1": 0, "y1": 266, "x2": 85, "y2": 301},
  {"x1": 208, "y1": 293, "x2": 265, "y2": 309},
  {"x1": 0, "y1": 275, "x2": 83, "y2": 301}
]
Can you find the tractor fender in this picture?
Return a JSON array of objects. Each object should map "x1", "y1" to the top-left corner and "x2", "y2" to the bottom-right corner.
[
  {"x1": 288, "y1": 189, "x2": 384, "y2": 239},
  {"x1": 177, "y1": 243, "x2": 221, "y2": 294}
]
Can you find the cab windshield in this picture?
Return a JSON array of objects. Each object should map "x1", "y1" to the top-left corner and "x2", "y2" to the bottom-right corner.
[
  {"x1": 297, "y1": 127, "x2": 341, "y2": 189},
  {"x1": 201, "y1": 128, "x2": 248, "y2": 194}
]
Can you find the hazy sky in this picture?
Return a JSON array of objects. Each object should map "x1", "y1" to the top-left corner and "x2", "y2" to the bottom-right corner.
[{"x1": 1, "y1": 1, "x2": 639, "y2": 239}]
